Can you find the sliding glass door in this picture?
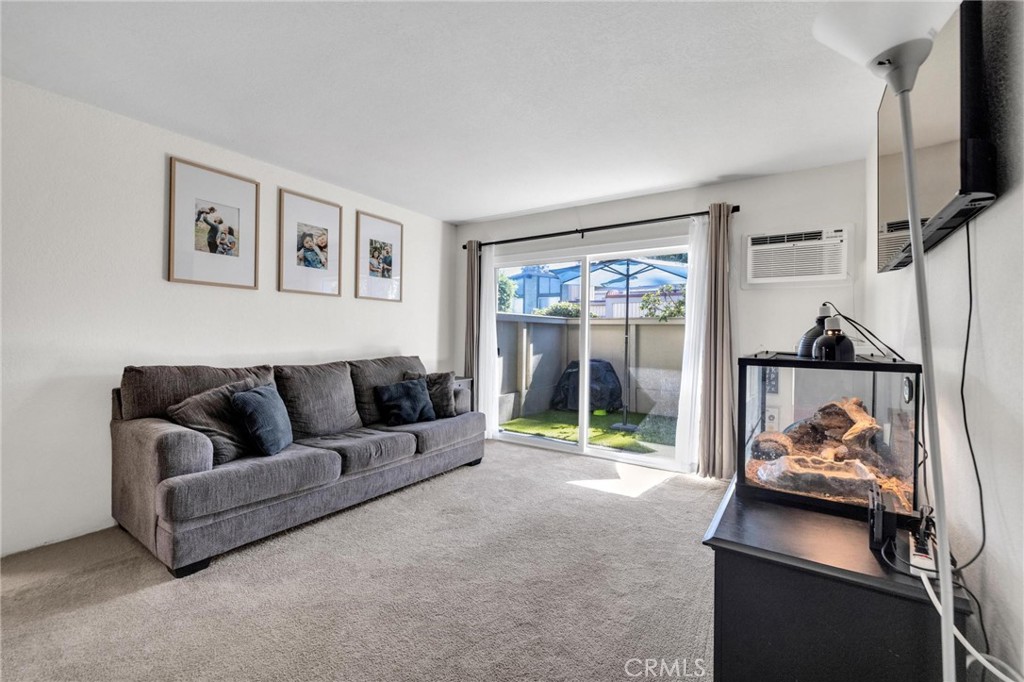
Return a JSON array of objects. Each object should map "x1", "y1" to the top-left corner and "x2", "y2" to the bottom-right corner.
[
  {"x1": 492, "y1": 242, "x2": 688, "y2": 470},
  {"x1": 583, "y1": 253, "x2": 686, "y2": 461},
  {"x1": 495, "y1": 259, "x2": 582, "y2": 448}
]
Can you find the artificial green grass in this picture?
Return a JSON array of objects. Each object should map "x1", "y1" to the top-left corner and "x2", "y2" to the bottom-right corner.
[{"x1": 499, "y1": 409, "x2": 676, "y2": 454}]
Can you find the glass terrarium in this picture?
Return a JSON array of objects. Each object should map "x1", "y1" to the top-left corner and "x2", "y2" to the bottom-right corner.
[{"x1": 736, "y1": 352, "x2": 921, "y2": 520}]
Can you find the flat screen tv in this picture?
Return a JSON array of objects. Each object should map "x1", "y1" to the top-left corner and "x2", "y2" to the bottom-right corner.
[{"x1": 876, "y1": 1, "x2": 996, "y2": 273}]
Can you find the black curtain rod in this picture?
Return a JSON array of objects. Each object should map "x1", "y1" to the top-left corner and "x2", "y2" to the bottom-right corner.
[{"x1": 461, "y1": 205, "x2": 739, "y2": 250}]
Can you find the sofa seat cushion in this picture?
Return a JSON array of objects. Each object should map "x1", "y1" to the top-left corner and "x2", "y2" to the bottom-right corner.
[
  {"x1": 296, "y1": 428, "x2": 416, "y2": 475},
  {"x1": 371, "y1": 412, "x2": 485, "y2": 454},
  {"x1": 156, "y1": 443, "x2": 341, "y2": 522}
]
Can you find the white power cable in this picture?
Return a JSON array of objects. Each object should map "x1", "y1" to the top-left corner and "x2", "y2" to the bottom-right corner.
[
  {"x1": 920, "y1": 575, "x2": 1024, "y2": 682},
  {"x1": 970, "y1": 654, "x2": 1024, "y2": 682}
]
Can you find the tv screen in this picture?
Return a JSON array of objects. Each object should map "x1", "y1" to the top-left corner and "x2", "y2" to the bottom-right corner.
[{"x1": 876, "y1": 3, "x2": 996, "y2": 272}]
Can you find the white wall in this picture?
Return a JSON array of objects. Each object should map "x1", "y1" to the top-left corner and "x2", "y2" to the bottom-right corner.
[
  {"x1": 859, "y1": 2, "x2": 1023, "y2": 667},
  {"x1": 453, "y1": 159, "x2": 867, "y2": 371},
  {"x1": 0, "y1": 79, "x2": 457, "y2": 555},
  {"x1": 863, "y1": 162, "x2": 1024, "y2": 681}
]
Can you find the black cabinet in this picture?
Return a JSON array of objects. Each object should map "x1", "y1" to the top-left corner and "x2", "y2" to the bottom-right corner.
[{"x1": 703, "y1": 485, "x2": 970, "y2": 681}]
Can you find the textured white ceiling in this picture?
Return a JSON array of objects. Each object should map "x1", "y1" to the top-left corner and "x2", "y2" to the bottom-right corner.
[{"x1": 2, "y1": 2, "x2": 884, "y2": 223}]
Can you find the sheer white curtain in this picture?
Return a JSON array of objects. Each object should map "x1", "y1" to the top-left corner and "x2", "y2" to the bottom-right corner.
[
  {"x1": 675, "y1": 215, "x2": 707, "y2": 473},
  {"x1": 477, "y1": 245, "x2": 500, "y2": 437},
  {"x1": 676, "y1": 206, "x2": 736, "y2": 478}
]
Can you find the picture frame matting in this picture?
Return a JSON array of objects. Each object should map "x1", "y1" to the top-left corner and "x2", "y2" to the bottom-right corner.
[
  {"x1": 278, "y1": 188, "x2": 343, "y2": 296},
  {"x1": 355, "y1": 211, "x2": 404, "y2": 302},
  {"x1": 168, "y1": 157, "x2": 260, "y2": 289}
]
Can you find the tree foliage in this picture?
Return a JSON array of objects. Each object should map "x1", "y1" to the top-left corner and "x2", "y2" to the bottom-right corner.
[
  {"x1": 535, "y1": 302, "x2": 582, "y2": 318},
  {"x1": 497, "y1": 273, "x2": 517, "y2": 312},
  {"x1": 640, "y1": 285, "x2": 685, "y2": 322}
]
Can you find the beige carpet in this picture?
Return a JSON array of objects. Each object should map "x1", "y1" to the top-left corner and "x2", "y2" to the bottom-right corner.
[{"x1": 2, "y1": 441, "x2": 726, "y2": 681}]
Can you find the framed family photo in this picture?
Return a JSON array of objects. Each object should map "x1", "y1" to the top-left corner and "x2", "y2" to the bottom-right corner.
[
  {"x1": 168, "y1": 157, "x2": 259, "y2": 289},
  {"x1": 278, "y1": 189, "x2": 342, "y2": 296},
  {"x1": 356, "y1": 211, "x2": 403, "y2": 302}
]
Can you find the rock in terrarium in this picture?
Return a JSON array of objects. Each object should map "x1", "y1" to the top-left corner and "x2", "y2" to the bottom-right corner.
[{"x1": 747, "y1": 397, "x2": 913, "y2": 512}]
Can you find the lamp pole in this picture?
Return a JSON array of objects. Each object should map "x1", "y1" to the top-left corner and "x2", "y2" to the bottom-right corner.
[
  {"x1": 813, "y1": 4, "x2": 962, "y2": 676},
  {"x1": 897, "y1": 89, "x2": 957, "y2": 682}
]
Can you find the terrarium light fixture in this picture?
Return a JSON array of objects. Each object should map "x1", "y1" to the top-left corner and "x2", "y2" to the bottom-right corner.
[{"x1": 813, "y1": 2, "x2": 958, "y2": 680}]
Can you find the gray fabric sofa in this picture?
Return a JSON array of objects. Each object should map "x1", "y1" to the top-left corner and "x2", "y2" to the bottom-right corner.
[{"x1": 111, "y1": 356, "x2": 484, "y2": 577}]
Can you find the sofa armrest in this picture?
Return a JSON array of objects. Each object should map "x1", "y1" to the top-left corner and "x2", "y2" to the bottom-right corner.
[
  {"x1": 115, "y1": 418, "x2": 214, "y2": 480},
  {"x1": 111, "y1": 418, "x2": 213, "y2": 552},
  {"x1": 454, "y1": 386, "x2": 472, "y2": 415}
]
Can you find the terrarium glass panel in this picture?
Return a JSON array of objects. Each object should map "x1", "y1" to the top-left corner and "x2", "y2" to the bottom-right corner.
[{"x1": 739, "y1": 356, "x2": 919, "y2": 516}]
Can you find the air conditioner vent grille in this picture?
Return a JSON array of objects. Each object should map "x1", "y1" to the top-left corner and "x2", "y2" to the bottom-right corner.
[
  {"x1": 878, "y1": 232, "x2": 911, "y2": 272},
  {"x1": 745, "y1": 227, "x2": 848, "y2": 284},
  {"x1": 749, "y1": 230, "x2": 823, "y2": 246},
  {"x1": 884, "y1": 218, "x2": 928, "y2": 233}
]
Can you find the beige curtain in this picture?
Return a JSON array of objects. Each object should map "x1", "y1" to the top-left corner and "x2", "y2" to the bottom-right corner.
[
  {"x1": 696, "y1": 204, "x2": 736, "y2": 479},
  {"x1": 464, "y1": 241, "x2": 481, "y2": 408}
]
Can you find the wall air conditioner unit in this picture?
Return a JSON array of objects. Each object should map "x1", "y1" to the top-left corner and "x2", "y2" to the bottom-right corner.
[
  {"x1": 877, "y1": 218, "x2": 928, "y2": 272},
  {"x1": 745, "y1": 226, "x2": 849, "y2": 286},
  {"x1": 877, "y1": 218, "x2": 923, "y2": 272}
]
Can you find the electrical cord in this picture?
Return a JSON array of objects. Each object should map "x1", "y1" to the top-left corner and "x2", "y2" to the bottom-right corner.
[
  {"x1": 918, "y1": 433, "x2": 931, "y2": 507},
  {"x1": 959, "y1": 575, "x2": 991, "y2": 682},
  {"x1": 954, "y1": 222, "x2": 987, "y2": 572},
  {"x1": 880, "y1": 537, "x2": 922, "y2": 578},
  {"x1": 838, "y1": 319, "x2": 889, "y2": 357},
  {"x1": 882, "y1": 536, "x2": 997, "y2": 682},
  {"x1": 743, "y1": 415, "x2": 764, "y2": 449},
  {"x1": 824, "y1": 306, "x2": 889, "y2": 357},
  {"x1": 920, "y1": 575, "x2": 1023, "y2": 682},
  {"x1": 823, "y1": 301, "x2": 906, "y2": 360}
]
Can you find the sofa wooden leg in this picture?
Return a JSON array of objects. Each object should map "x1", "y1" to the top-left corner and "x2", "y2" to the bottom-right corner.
[
  {"x1": 168, "y1": 558, "x2": 211, "y2": 578},
  {"x1": 464, "y1": 458, "x2": 483, "y2": 467}
]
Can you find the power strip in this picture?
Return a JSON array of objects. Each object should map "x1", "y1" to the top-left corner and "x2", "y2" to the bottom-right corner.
[{"x1": 909, "y1": 531, "x2": 936, "y2": 576}]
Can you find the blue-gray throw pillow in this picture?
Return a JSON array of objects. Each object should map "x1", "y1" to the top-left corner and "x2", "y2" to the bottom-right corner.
[
  {"x1": 231, "y1": 384, "x2": 294, "y2": 456},
  {"x1": 373, "y1": 378, "x2": 436, "y2": 426}
]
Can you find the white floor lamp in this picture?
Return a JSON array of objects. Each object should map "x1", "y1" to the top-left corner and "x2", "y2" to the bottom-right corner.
[{"x1": 813, "y1": 3, "x2": 959, "y2": 680}]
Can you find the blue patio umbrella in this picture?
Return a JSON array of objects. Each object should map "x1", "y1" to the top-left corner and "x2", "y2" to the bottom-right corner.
[
  {"x1": 599, "y1": 263, "x2": 687, "y2": 290},
  {"x1": 562, "y1": 258, "x2": 687, "y2": 431}
]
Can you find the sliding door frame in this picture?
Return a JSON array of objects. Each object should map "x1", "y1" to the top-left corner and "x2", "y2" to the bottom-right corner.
[{"x1": 491, "y1": 233, "x2": 690, "y2": 472}]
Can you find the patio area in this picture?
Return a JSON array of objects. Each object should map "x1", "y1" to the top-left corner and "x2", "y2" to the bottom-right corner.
[
  {"x1": 497, "y1": 257, "x2": 686, "y2": 460},
  {"x1": 500, "y1": 409, "x2": 678, "y2": 456}
]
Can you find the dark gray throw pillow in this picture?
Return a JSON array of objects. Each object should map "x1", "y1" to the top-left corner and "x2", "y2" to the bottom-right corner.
[
  {"x1": 403, "y1": 371, "x2": 457, "y2": 419},
  {"x1": 374, "y1": 379, "x2": 436, "y2": 426},
  {"x1": 166, "y1": 377, "x2": 262, "y2": 465},
  {"x1": 231, "y1": 384, "x2": 294, "y2": 456}
]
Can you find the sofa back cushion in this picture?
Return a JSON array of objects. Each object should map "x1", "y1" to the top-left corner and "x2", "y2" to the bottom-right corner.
[
  {"x1": 349, "y1": 356, "x2": 427, "y2": 425},
  {"x1": 167, "y1": 377, "x2": 263, "y2": 466},
  {"x1": 273, "y1": 361, "x2": 362, "y2": 439},
  {"x1": 120, "y1": 365, "x2": 273, "y2": 420}
]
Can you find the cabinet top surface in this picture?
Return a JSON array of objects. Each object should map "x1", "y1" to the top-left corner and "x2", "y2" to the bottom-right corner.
[{"x1": 703, "y1": 484, "x2": 970, "y2": 611}]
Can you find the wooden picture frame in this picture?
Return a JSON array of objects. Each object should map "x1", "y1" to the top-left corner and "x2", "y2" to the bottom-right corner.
[
  {"x1": 278, "y1": 189, "x2": 343, "y2": 296},
  {"x1": 168, "y1": 157, "x2": 259, "y2": 289},
  {"x1": 355, "y1": 211, "x2": 403, "y2": 302}
]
